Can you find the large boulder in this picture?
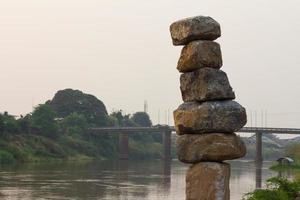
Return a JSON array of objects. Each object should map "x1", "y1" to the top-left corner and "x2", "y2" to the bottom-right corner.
[
  {"x1": 176, "y1": 133, "x2": 246, "y2": 163},
  {"x1": 186, "y1": 162, "x2": 230, "y2": 200},
  {"x1": 47, "y1": 89, "x2": 108, "y2": 126},
  {"x1": 170, "y1": 16, "x2": 221, "y2": 46},
  {"x1": 174, "y1": 101, "x2": 247, "y2": 135},
  {"x1": 177, "y1": 41, "x2": 222, "y2": 73},
  {"x1": 180, "y1": 68, "x2": 235, "y2": 102}
]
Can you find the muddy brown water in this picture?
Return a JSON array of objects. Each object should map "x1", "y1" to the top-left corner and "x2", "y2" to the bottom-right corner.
[{"x1": 0, "y1": 160, "x2": 282, "y2": 200}]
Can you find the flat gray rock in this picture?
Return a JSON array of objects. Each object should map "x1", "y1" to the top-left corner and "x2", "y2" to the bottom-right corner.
[
  {"x1": 180, "y1": 68, "x2": 235, "y2": 102},
  {"x1": 176, "y1": 133, "x2": 246, "y2": 163},
  {"x1": 174, "y1": 101, "x2": 247, "y2": 135},
  {"x1": 170, "y1": 15, "x2": 221, "y2": 46},
  {"x1": 177, "y1": 40, "x2": 222, "y2": 72}
]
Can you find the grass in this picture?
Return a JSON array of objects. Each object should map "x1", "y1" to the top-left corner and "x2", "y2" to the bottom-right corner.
[
  {"x1": 0, "y1": 132, "x2": 169, "y2": 164},
  {"x1": 270, "y1": 158, "x2": 300, "y2": 171},
  {"x1": 270, "y1": 164, "x2": 300, "y2": 171}
]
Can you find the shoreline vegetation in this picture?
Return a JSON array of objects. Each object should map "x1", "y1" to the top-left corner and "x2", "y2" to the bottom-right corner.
[
  {"x1": 244, "y1": 142, "x2": 300, "y2": 199},
  {"x1": 0, "y1": 89, "x2": 176, "y2": 164},
  {"x1": 270, "y1": 143, "x2": 300, "y2": 171},
  {"x1": 270, "y1": 164, "x2": 300, "y2": 171},
  {"x1": 243, "y1": 177, "x2": 300, "y2": 200}
]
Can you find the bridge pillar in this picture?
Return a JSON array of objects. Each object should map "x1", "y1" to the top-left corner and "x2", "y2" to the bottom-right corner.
[
  {"x1": 255, "y1": 161, "x2": 262, "y2": 188},
  {"x1": 119, "y1": 133, "x2": 129, "y2": 159},
  {"x1": 255, "y1": 132, "x2": 263, "y2": 163},
  {"x1": 162, "y1": 130, "x2": 171, "y2": 160}
]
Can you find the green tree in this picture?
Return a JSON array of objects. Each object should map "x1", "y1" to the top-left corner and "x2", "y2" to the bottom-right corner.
[
  {"x1": 47, "y1": 89, "x2": 108, "y2": 127},
  {"x1": 31, "y1": 104, "x2": 58, "y2": 138},
  {"x1": 0, "y1": 114, "x2": 4, "y2": 134},
  {"x1": 62, "y1": 113, "x2": 87, "y2": 135},
  {"x1": 286, "y1": 143, "x2": 300, "y2": 159},
  {"x1": 17, "y1": 114, "x2": 31, "y2": 134},
  {"x1": 243, "y1": 177, "x2": 300, "y2": 200},
  {"x1": 131, "y1": 112, "x2": 152, "y2": 127},
  {"x1": 131, "y1": 112, "x2": 162, "y2": 142},
  {"x1": 110, "y1": 111, "x2": 136, "y2": 127},
  {"x1": 2, "y1": 113, "x2": 19, "y2": 134},
  {"x1": 106, "y1": 115, "x2": 119, "y2": 127}
]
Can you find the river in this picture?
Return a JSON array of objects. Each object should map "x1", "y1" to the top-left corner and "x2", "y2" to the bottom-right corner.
[{"x1": 0, "y1": 160, "x2": 281, "y2": 200}]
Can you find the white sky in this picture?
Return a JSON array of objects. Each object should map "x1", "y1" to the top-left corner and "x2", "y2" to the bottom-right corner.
[{"x1": 1, "y1": 0, "x2": 300, "y2": 133}]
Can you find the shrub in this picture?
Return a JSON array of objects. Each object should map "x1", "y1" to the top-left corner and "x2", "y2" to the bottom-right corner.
[
  {"x1": 243, "y1": 177, "x2": 300, "y2": 200},
  {"x1": 0, "y1": 150, "x2": 15, "y2": 164}
]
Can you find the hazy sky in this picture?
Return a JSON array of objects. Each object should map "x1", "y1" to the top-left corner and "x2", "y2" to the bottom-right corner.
[{"x1": 1, "y1": 0, "x2": 300, "y2": 130}]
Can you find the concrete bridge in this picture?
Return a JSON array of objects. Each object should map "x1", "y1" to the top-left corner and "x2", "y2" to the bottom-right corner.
[{"x1": 89, "y1": 126, "x2": 300, "y2": 161}]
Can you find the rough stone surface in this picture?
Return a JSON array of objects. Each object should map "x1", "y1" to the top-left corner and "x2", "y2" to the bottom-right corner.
[
  {"x1": 180, "y1": 68, "x2": 235, "y2": 102},
  {"x1": 176, "y1": 133, "x2": 246, "y2": 163},
  {"x1": 177, "y1": 41, "x2": 222, "y2": 73},
  {"x1": 186, "y1": 162, "x2": 230, "y2": 200},
  {"x1": 170, "y1": 16, "x2": 221, "y2": 46},
  {"x1": 173, "y1": 101, "x2": 247, "y2": 135}
]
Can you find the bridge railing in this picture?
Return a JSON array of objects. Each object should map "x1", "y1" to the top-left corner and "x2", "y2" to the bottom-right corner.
[
  {"x1": 88, "y1": 126, "x2": 300, "y2": 161},
  {"x1": 89, "y1": 126, "x2": 300, "y2": 134}
]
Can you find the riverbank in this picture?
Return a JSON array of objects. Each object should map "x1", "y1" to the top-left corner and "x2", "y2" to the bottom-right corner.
[
  {"x1": 0, "y1": 132, "x2": 171, "y2": 164},
  {"x1": 270, "y1": 164, "x2": 300, "y2": 171},
  {"x1": 0, "y1": 89, "x2": 178, "y2": 164}
]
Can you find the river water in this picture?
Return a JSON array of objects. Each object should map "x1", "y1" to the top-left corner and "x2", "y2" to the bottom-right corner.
[{"x1": 0, "y1": 160, "x2": 281, "y2": 200}]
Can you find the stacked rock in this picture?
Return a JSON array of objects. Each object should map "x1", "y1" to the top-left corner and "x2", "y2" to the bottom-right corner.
[{"x1": 170, "y1": 16, "x2": 247, "y2": 200}]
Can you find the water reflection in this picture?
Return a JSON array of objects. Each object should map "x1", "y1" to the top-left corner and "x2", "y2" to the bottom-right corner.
[
  {"x1": 162, "y1": 160, "x2": 171, "y2": 192},
  {"x1": 0, "y1": 160, "x2": 283, "y2": 200},
  {"x1": 255, "y1": 161, "x2": 262, "y2": 188}
]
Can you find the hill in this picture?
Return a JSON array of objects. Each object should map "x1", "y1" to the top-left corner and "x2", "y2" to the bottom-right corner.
[{"x1": 0, "y1": 89, "x2": 166, "y2": 164}]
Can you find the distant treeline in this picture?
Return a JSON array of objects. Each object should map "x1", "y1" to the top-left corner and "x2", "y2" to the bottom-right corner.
[{"x1": 0, "y1": 89, "x2": 173, "y2": 164}]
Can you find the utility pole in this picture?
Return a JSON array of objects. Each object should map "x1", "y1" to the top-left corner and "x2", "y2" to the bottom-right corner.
[
  {"x1": 167, "y1": 108, "x2": 170, "y2": 125},
  {"x1": 265, "y1": 110, "x2": 267, "y2": 127},
  {"x1": 144, "y1": 100, "x2": 148, "y2": 113},
  {"x1": 255, "y1": 110, "x2": 257, "y2": 127},
  {"x1": 158, "y1": 109, "x2": 160, "y2": 125},
  {"x1": 261, "y1": 109, "x2": 264, "y2": 127},
  {"x1": 250, "y1": 110, "x2": 253, "y2": 127}
]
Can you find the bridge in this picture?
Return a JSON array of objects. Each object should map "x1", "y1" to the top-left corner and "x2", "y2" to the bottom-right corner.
[{"x1": 89, "y1": 126, "x2": 300, "y2": 162}]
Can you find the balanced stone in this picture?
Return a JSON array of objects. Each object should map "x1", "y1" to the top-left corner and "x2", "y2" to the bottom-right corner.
[
  {"x1": 177, "y1": 41, "x2": 222, "y2": 72},
  {"x1": 186, "y1": 162, "x2": 230, "y2": 200},
  {"x1": 174, "y1": 101, "x2": 247, "y2": 135},
  {"x1": 180, "y1": 67, "x2": 235, "y2": 102},
  {"x1": 170, "y1": 16, "x2": 221, "y2": 46},
  {"x1": 176, "y1": 133, "x2": 246, "y2": 163}
]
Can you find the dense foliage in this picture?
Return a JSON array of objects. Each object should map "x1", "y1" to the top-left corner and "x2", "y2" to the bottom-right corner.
[
  {"x1": 131, "y1": 112, "x2": 152, "y2": 127},
  {"x1": 270, "y1": 143, "x2": 300, "y2": 170},
  {"x1": 286, "y1": 143, "x2": 300, "y2": 160},
  {"x1": 243, "y1": 177, "x2": 300, "y2": 200},
  {"x1": 46, "y1": 89, "x2": 108, "y2": 127},
  {"x1": 0, "y1": 89, "x2": 171, "y2": 164}
]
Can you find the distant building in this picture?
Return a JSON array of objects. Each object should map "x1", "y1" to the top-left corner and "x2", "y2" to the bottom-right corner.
[{"x1": 277, "y1": 157, "x2": 294, "y2": 165}]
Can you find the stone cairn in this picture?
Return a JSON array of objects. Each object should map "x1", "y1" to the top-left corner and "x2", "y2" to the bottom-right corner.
[{"x1": 170, "y1": 16, "x2": 247, "y2": 200}]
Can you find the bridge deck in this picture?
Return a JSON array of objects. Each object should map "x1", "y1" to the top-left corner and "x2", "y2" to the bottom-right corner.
[{"x1": 89, "y1": 126, "x2": 300, "y2": 134}]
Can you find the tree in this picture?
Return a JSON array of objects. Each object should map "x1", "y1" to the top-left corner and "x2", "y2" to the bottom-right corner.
[
  {"x1": 1, "y1": 113, "x2": 19, "y2": 135},
  {"x1": 31, "y1": 104, "x2": 58, "y2": 138},
  {"x1": 17, "y1": 114, "x2": 31, "y2": 134},
  {"x1": 0, "y1": 114, "x2": 4, "y2": 134},
  {"x1": 47, "y1": 89, "x2": 108, "y2": 127},
  {"x1": 106, "y1": 115, "x2": 119, "y2": 127},
  {"x1": 61, "y1": 112, "x2": 87, "y2": 135},
  {"x1": 110, "y1": 110, "x2": 136, "y2": 127},
  {"x1": 131, "y1": 112, "x2": 152, "y2": 127}
]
